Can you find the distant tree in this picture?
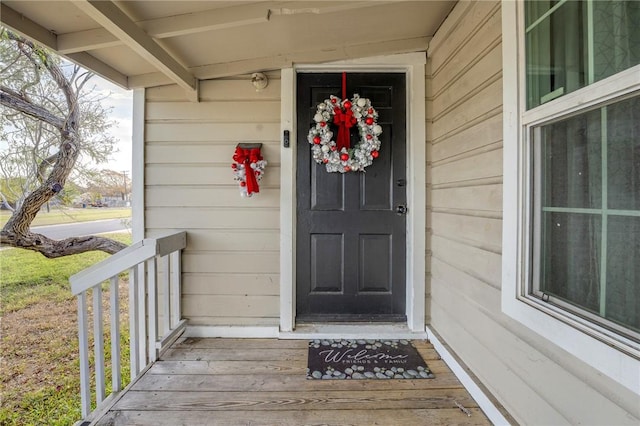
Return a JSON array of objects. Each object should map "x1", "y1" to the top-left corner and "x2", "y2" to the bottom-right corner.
[
  {"x1": 55, "y1": 180, "x2": 84, "y2": 206},
  {"x1": 0, "y1": 30, "x2": 126, "y2": 257},
  {"x1": 85, "y1": 169, "x2": 131, "y2": 200}
]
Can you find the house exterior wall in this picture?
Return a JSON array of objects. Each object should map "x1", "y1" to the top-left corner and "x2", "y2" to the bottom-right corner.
[
  {"x1": 426, "y1": 1, "x2": 639, "y2": 424},
  {"x1": 144, "y1": 76, "x2": 282, "y2": 326}
]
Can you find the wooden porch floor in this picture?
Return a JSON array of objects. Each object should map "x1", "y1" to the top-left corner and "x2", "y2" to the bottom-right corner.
[{"x1": 95, "y1": 338, "x2": 492, "y2": 425}]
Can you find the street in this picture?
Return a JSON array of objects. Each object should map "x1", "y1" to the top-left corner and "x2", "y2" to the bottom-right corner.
[{"x1": 31, "y1": 219, "x2": 130, "y2": 240}]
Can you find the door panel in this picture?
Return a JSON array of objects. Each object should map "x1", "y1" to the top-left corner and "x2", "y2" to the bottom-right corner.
[
  {"x1": 310, "y1": 234, "x2": 344, "y2": 293},
  {"x1": 296, "y1": 72, "x2": 406, "y2": 321},
  {"x1": 359, "y1": 234, "x2": 392, "y2": 292},
  {"x1": 311, "y1": 167, "x2": 344, "y2": 211}
]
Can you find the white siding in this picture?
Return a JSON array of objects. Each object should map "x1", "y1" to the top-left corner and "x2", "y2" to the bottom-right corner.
[
  {"x1": 427, "y1": 1, "x2": 640, "y2": 425},
  {"x1": 145, "y1": 75, "x2": 281, "y2": 326}
]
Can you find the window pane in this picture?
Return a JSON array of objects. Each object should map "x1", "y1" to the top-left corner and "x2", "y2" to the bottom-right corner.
[
  {"x1": 534, "y1": 94, "x2": 640, "y2": 335},
  {"x1": 593, "y1": 1, "x2": 640, "y2": 82},
  {"x1": 526, "y1": 0, "x2": 640, "y2": 109},
  {"x1": 525, "y1": 0, "x2": 562, "y2": 27},
  {"x1": 607, "y1": 216, "x2": 640, "y2": 332},
  {"x1": 526, "y1": 1, "x2": 586, "y2": 109},
  {"x1": 607, "y1": 96, "x2": 640, "y2": 210},
  {"x1": 541, "y1": 109, "x2": 601, "y2": 209},
  {"x1": 540, "y1": 212, "x2": 601, "y2": 313}
]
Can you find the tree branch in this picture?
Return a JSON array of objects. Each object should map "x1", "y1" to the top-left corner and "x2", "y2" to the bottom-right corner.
[
  {"x1": 0, "y1": 88, "x2": 65, "y2": 130},
  {"x1": 0, "y1": 230, "x2": 127, "y2": 257}
]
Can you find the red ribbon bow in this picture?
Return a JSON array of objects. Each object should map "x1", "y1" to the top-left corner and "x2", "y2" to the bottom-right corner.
[
  {"x1": 333, "y1": 72, "x2": 356, "y2": 153},
  {"x1": 333, "y1": 106, "x2": 356, "y2": 152},
  {"x1": 233, "y1": 147, "x2": 262, "y2": 195}
]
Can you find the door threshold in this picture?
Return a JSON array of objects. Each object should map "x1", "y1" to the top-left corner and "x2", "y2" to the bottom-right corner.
[
  {"x1": 279, "y1": 322, "x2": 428, "y2": 340},
  {"x1": 296, "y1": 314, "x2": 407, "y2": 323}
]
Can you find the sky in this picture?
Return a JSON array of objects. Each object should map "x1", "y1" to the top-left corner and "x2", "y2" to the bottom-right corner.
[{"x1": 90, "y1": 77, "x2": 133, "y2": 174}]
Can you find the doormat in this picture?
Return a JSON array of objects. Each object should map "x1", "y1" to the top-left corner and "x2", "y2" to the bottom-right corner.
[{"x1": 307, "y1": 339, "x2": 434, "y2": 380}]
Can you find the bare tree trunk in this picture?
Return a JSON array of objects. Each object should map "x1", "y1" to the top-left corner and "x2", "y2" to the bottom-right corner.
[{"x1": 0, "y1": 32, "x2": 126, "y2": 257}]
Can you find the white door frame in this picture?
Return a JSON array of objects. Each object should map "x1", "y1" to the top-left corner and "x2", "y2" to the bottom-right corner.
[{"x1": 279, "y1": 52, "x2": 427, "y2": 333}]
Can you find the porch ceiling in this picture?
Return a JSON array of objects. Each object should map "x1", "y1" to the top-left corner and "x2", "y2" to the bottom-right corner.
[{"x1": 1, "y1": 1, "x2": 455, "y2": 97}]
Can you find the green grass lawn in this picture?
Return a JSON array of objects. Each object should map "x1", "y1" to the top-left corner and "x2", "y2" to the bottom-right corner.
[
  {"x1": 0, "y1": 233, "x2": 132, "y2": 314},
  {"x1": 0, "y1": 233, "x2": 132, "y2": 425},
  {"x1": 0, "y1": 207, "x2": 131, "y2": 228}
]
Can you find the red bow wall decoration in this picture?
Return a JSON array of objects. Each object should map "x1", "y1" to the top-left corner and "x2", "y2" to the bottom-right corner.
[{"x1": 231, "y1": 143, "x2": 266, "y2": 197}]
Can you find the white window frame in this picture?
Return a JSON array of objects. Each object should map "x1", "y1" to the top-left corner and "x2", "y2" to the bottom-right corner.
[
  {"x1": 501, "y1": 0, "x2": 640, "y2": 394},
  {"x1": 530, "y1": 95, "x2": 640, "y2": 344}
]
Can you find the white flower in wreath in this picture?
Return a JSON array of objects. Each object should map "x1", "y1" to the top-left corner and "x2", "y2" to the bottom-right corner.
[
  {"x1": 307, "y1": 94, "x2": 382, "y2": 173},
  {"x1": 231, "y1": 159, "x2": 267, "y2": 197}
]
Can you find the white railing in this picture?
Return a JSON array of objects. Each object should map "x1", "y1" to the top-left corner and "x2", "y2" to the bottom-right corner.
[{"x1": 70, "y1": 232, "x2": 187, "y2": 421}]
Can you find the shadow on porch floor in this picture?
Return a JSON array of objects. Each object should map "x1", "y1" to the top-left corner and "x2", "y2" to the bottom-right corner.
[{"x1": 95, "y1": 338, "x2": 492, "y2": 425}]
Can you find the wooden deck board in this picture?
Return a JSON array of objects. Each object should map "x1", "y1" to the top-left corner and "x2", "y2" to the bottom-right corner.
[
  {"x1": 112, "y1": 389, "x2": 479, "y2": 411},
  {"x1": 131, "y1": 372, "x2": 463, "y2": 392},
  {"x1": 161, "y1": 347, "x2": 440, "y2": 362},
  {"x1": 97, "y1": 408, "x2": 491, "y2": 425},
  {"x1": 161, "y1": 348, "x2": 308, "y2": 362},
  {"x1": 147, "y1": 358, "x2": 453, "y2": 375},
  {"x1": 173, "y1": 338, "x2": 434, "y2": 350},
  {"x1": 173, "y1": 338, "x2": 310, "y2": 349},
  {"x1": 94, "y1": 338, "x2": 492, "y2": 425}
]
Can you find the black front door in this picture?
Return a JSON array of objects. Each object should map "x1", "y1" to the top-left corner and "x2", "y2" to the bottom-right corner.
[{"x1": 296, "y1": 72, "x2": 407, "y2": 321}]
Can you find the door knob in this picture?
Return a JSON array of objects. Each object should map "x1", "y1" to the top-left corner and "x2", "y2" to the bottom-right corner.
[{"x1": 396, "y1": 204, "x2": 408, "y2": 215}]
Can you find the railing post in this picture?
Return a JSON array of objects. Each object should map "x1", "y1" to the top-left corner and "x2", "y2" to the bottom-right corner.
[
  {"x1": 77, "y1": 292, "x2": 91, "y2": 418},
  {"x1": 137, "y1": 262, "x2": 147, "y2": 370},
  {"x1": 93, "y1": 285, "x2": 105, "y2": 404},
  {"x1": 110, "y1": 276, "x2": 122, "y2": 392},
  {"x1": 170, "y1": 250, "x2": 182, "y2": 327},
  {"x1": 147, "y1": 256, "x2": 158, "y2": 362},
  {"x1": 128, "y1": 266, "x2": 140, "y2": 378},
  {"x1": 161, "y1": 255, "x2": 171, "y2": 336}
]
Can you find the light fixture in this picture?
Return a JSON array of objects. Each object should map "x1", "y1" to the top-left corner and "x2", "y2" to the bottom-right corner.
[{"x1": 251, "y1": 72, "x2": 268, "y2": 91}]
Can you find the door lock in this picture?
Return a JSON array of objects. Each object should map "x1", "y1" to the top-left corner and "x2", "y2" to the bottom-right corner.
[{"x1": 396, "y1": 204, "x2": 408, "y2": 215}]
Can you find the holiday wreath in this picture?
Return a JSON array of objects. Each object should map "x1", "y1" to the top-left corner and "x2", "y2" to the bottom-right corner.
[
  {"x1": 308, "y1": 93, "x2": 383, "y2": 173},
  {"x1": 231, "y1": 145, "x2": 267, "y2": 197}
]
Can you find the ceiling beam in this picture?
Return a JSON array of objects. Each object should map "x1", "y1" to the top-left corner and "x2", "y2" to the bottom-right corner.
[
  {"x1": 141, "y1": 2, "x2": 270, "y2": 39},
  {"x1": 56, "y1": 1, "x2": 398, "y2": 55},
  {"x1": 127, "y1": 72, "x2": 175, "y2": 89},
  {"x1": 194, "y1": 36, "x2": 431, "y2": 80},
  {"x1": 0, "y1": 3, "x2": 128, "y2": 89},
  {"x1": 57, "y1": 3, "x2": 271, "y2": 55},
  {"x1": 67, "y1": 52, "x2": 128, "y2": 87},
  {"x1": 58, "y1": 28, "x2": 121, "y2": 54},
  {"x1": 269, "y1": 1, "x2": 400, "y2": 16},
  {"x1": 128, "y1": 36, "x2": 431, "y2": 88},
  {"x1": 0, "y1": 3, "x2": 57, "y2": 50},
  {"x1": 73, "y1": 0, "x2": 197, "y2": 98}
]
